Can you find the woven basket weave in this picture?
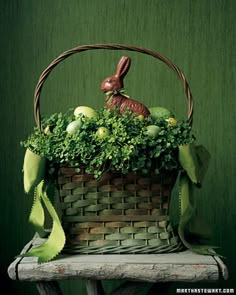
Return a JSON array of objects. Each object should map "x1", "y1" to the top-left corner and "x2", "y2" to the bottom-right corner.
[
  {"x1": 57, "y1": 167, "x2": 180, "y2": 254},
  {"x1": 34, "y1": 44, "x2": 193, "y2": 254}
]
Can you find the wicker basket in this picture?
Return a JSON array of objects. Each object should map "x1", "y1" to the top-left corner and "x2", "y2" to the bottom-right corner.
[{"x1": 33, "y1": 44, "x2": 193, "y2": 254}]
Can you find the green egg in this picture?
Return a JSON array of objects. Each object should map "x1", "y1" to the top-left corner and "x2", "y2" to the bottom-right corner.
[
  {"x1": 66, "y1": 119, "x2": 83, "y2": 134},
  {"x1": 149, "y1": 106, "x2": 173, "y2": 120},
  {"x1": 96, "y1": 127, "x2": 110, "y2": 139},
  {"x1": 74, "y1": 106, "x2": 98, "y2": 118},
  {"x1": 146, "y1": 125, "x2": 161, "y2": 138}
]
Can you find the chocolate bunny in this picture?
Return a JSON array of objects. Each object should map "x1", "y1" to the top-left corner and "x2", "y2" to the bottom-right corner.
[{"x1": 101, "y1": 56, "x2": 150, "y2": 117}]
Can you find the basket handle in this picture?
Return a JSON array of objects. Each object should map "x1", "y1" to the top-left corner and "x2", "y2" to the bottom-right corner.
[{"x1": 34, "y1": 44, "x2": 193, "y2": 128}]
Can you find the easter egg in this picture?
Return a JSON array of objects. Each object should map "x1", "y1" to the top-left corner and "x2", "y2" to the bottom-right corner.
[
  {"x1": 149, "y1": 106, "x2": 173, "y2": 120},
  {"x1": 66, "y1": 119, "x2": 83, "y2": 134},
  {"x1": 96, "y1": 127, "x2": 110, "y2": 139},
  {"x1": 165, "y1": 117, "x2": 178, "y2": 126},
  {"x1": 146, "y1": 125, "x2": 161, "y2": 138},
  {"x1": 74, "y1": 106, "x2": 98, "y2": 118}
]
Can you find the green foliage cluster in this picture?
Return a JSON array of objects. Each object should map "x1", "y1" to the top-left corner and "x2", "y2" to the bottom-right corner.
[{"x1": 21, "y1": 108, "x2": 193, "y2": 178}]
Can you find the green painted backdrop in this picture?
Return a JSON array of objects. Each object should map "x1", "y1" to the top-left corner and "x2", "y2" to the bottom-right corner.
[{"x1": 1, "y1": 0, "x2": 235, "y2": 294}]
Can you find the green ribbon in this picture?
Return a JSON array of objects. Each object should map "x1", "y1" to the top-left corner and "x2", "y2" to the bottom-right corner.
[
  {"x1": 23, "y1": 148, "x2": 46, "y2": 194},
  {"x1": 178, "y1": 144, "x2": 210, "y2": 186},
  {"x1": 178, "y1": 143, "x2": 220, "y2": 255},
  {"x1": 20, "y1": 180, "x2": 66, "y2": 263},
  {"x1": 28, "y1": 182, "x2": 48, "y2": 239},
  {"x1": 105, "y1": 88, "x2": 130, "y2": 104},
  {"x1": 22, "y1": 148, "x2": 65, "y2": 263}
]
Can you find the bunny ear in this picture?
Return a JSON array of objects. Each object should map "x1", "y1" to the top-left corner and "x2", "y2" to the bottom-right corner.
[{"x1": 115, "y1": 56, "x2": 131, "y2": 79}]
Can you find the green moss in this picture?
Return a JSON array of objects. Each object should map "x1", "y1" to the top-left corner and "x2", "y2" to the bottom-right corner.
[{"x1": 21, "y1": 108, "x2": 193, "y2": 178}]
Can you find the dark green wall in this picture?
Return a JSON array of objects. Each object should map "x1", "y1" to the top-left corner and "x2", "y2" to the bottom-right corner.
[{"x1": 1, "y1": 0, "x2": 235, "y2": 294}]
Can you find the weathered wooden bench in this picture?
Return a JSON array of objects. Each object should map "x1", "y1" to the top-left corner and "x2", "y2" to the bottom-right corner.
[{"x1": 8, "y1": 235, "x2": 228, "y2": 295}]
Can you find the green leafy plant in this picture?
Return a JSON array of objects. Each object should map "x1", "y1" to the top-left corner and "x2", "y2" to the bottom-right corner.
[{"x1": 21, "y1": 108, "x2": 193, "y2": 178}]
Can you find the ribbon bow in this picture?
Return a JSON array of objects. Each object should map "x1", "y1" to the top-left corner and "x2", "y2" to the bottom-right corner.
[{"x1": 105, "y1": 88, "x2": 130, "y2": 104}]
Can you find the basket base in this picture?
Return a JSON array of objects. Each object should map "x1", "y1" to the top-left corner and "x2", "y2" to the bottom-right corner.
[{"x1": 62, "y1": 237, "x2": 184, "y2": 255}]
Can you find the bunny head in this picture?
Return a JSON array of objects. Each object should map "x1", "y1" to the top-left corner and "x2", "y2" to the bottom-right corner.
[{"x1": 101, "y1": 56, "x2": 131, "y2": 93}]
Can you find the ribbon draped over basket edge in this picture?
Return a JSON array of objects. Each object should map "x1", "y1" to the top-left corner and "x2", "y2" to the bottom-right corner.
[{"x1": 20, "y1": 143, "x2": 219, "y2": 263}]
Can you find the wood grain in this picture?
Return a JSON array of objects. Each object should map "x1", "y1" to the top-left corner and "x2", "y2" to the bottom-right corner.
[{"x1": 8, "y1": 236, "x2": 226, "y2": 283}]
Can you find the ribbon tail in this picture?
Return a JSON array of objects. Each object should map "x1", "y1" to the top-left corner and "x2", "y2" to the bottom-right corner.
[
  {"x1": 20, "y1": 181, "x2": 66, "y2": 263},
  {"x1": 28, "y1": 182, "x2": 48, "y2": 238},
  {"x1": 178, "y1": 173, "x2": 221, "y2": 256}
]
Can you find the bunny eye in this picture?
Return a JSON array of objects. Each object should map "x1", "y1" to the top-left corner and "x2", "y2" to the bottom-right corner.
[{"x1": 107, "y1": 79, "x2": 111, "y2": 83}]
